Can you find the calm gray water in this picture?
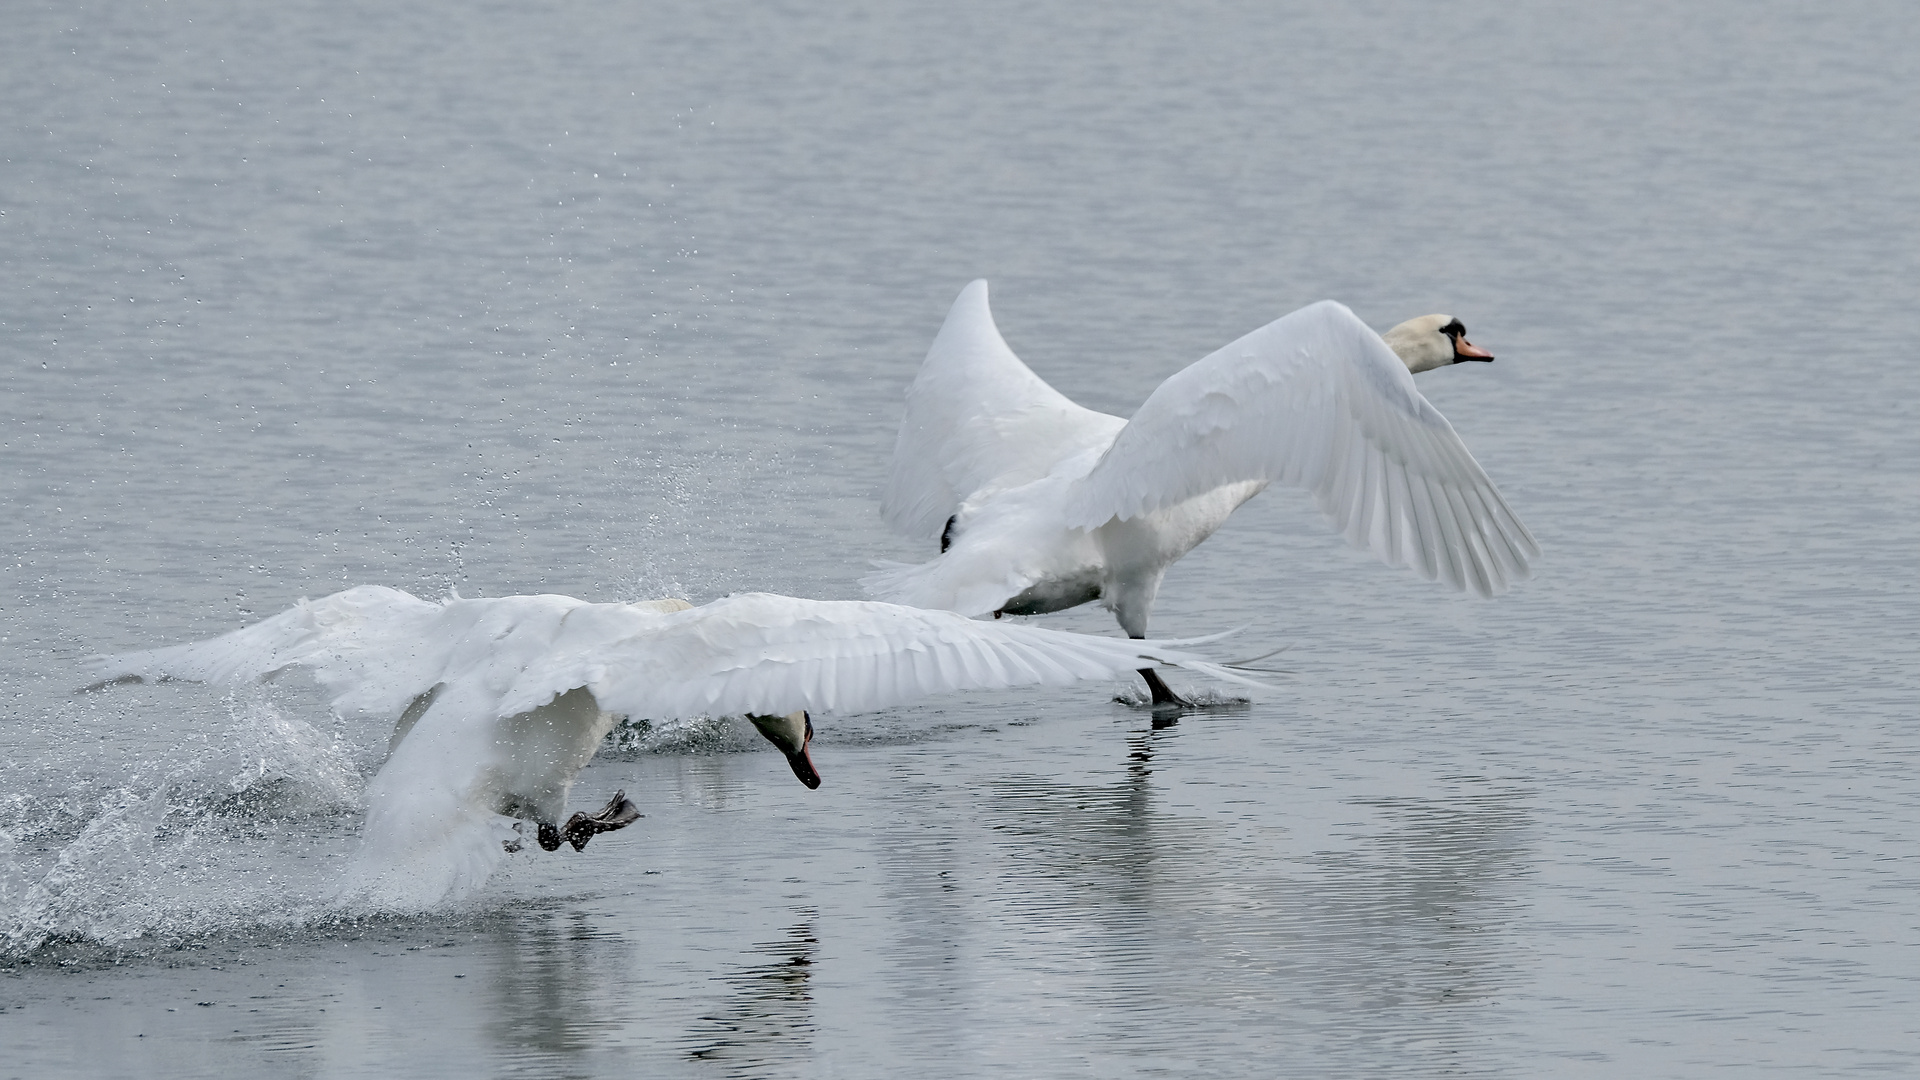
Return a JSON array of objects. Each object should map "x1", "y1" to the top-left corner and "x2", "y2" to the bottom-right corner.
[{"x1": 4, "y1": 1, "x2": 1918, "y2": 1076}]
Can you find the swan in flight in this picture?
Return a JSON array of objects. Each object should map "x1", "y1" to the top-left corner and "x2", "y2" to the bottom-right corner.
[
  {"x1": 864, "y1": 281, "x2": 1538, "y2": 706},
  {"x1": 91, "y1": 585, "x2": 1260, "y2": 907}
]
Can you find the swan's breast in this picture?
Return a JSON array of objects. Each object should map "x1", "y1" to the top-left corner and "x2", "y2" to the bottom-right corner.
[
  {"x1": 1097, "y1": 480, "x2": 1268, "y2": 568},
  {"x1": 490, "y1": 687, "x2": 616, "y2": 821}
]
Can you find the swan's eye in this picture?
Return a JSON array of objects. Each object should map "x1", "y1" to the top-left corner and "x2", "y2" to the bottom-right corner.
[{"x1": 1438, "y1": 319, "x2": 1466, "y2": 339}]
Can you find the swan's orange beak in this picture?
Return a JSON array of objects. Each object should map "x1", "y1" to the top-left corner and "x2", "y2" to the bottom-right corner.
[{"x1": 1453, "y1": 337, "x2": 1494, "y2": 361}]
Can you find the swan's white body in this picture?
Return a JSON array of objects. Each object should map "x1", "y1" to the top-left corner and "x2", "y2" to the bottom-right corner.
[
  {"x1": 94, "y1": 586, "x2": 1259, "y2": 907},
  {"x1": 865, "y1": 282, "x2": 1539, "y2": 638}
]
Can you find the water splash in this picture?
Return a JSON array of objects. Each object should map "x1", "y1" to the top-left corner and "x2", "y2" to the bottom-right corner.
[
  {"x1": 0, "y1": 688, "x2": 366, "y2": 960},
  {"x1": 1109, "y1": 685, "x2": 1252, "y2": 709},
  {"x1": 601, "y1": 713, "x2": 757, "y2": 756},
  {"x1": 208, "y1": 691, "x2": 364, "y2": 815}
]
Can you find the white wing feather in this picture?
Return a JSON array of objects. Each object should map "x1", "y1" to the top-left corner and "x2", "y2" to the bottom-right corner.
[
  {"x1": 96, "y1": 590, "x2": 1261, "y2": 729},
  {"x1": 1060, "y1": 300, "x2": 1539, "y2": 596},
  {"x1": 881, "y1": 280, "x2": 1126, "y2": 540},
  {"x1": 93, "y1": 586, "x2": 447, "y2": 723},
  {"x1": 553, "y1": 593, "x2": 1259, "y2": 719}
]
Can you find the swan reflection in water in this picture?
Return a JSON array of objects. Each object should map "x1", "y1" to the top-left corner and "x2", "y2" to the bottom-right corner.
[
  {"x1": 871, "y1": 720, "x2": 1535, "y2": 1066},
  {"x1": 481, "y1": 909, "x2": 636, "y2": 1058},
  {"x1": 683, "y1": 914, "x2": 820, "y2": 1073}
]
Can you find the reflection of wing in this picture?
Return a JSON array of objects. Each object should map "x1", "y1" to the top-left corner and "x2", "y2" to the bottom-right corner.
[
  {"x1": 1061, "y1": 301, "x2": 1538, "y2": 597},
  {"x1": 93, "y1": 589, "x2": 1264, "y2": 730},
  {"x1": 881, "y1": 280, "x2": 1124, "y2": 541}
]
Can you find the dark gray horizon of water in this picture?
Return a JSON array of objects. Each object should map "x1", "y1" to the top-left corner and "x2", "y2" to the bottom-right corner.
[{"x1": 4, "y1": 1, "x2": 1917, "y2": 1076}]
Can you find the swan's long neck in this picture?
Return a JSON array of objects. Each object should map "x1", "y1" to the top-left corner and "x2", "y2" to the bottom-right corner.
[
  {"x1": 1379, "y1": 315, "x2": 1456, "y2": 374},
  {"x1": 749, "y1": 710, "x2": 821, "y2": 788}
]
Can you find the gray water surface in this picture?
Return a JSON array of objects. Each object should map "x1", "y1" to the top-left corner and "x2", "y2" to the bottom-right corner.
[{"x1": 4, "y1": 1, "x2": 1918, "y2": 1076}]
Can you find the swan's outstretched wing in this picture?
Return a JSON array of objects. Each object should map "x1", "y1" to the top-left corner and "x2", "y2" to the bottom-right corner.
[
  {"x1": 882, "y1": 280, "x2": 1126, "y2": 540},
  {"x1": 510, "y1": 592, "x2": 1264, "y2": 720},
  {"x1": 91, "y1": 585, "x2": 450, "y2": 723},
  {"x1": 93, "y1": 589, "x2": 1264, "y2": 908},
  {"x1": 95, "y1": 589, "x2": 1263, "y2": 727},
  {"x1": 1060, "y1": 301, "x2": 1539, "y2": 597}
]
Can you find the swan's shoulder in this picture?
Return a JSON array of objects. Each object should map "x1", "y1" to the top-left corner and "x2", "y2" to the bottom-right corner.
[{"x1": 883, "y1": 280, "x2": 1125, "y2": 541}]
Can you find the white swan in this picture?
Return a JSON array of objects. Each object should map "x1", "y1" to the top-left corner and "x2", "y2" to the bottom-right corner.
[
  {"x1": 91, "y1": 585, "x2": 1260, "y2": 906},
  {"x1": 864, "y1": 281, "x2": 1538, "y2": 705}
]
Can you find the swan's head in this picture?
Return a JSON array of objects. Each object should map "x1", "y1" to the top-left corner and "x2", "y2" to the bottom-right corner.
[
  {"x1": 1381, "y1": 315, "x2": 1495, "y2": 374},
  {"x1": 747, "y1": 710, "x2": 820, "y2": 789}
]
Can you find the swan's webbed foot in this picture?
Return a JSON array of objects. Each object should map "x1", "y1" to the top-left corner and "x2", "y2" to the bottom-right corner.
[
  {"x1": 1130, "y1": 667, "x2": 1252, "y2": 726},
  {"x1": 558, "y1": 790, "x2": 642, "y2": 852},
  {"x1": 1138, "y1": 667, "x2": 1195, "y2": 716}
]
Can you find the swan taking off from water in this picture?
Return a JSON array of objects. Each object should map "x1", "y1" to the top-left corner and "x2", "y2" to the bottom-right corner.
[
  {"x1": 91, "y1": 585, "x2": 1260, "y2": 907},
  {"x1": 864, "y1": 281, "x2": 1538, "y2": 706}
]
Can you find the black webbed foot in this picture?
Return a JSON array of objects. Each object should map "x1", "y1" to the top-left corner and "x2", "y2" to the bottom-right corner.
[
  {"x1": 1138, "y1": 667, "x2": 1195, "y2": 715},
  {"x1": 559, "y1": 790, "x2": 642, "y2": 852}
]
